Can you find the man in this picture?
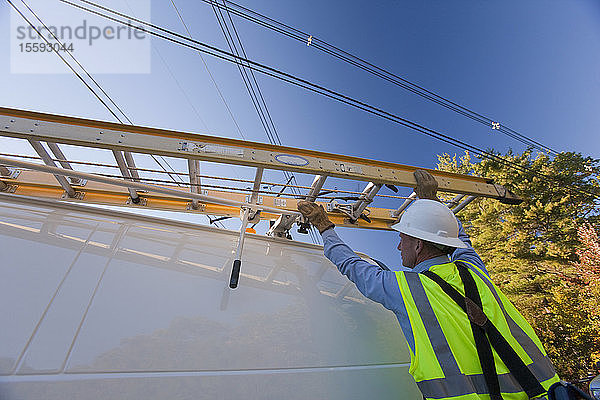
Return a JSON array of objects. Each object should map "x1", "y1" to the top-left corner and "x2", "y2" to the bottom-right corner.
[{"x1": 297, "y1": 170, "x2": 559, "y2": 400}]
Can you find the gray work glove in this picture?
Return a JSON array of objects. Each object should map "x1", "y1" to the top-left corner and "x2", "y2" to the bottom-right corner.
[
  {"x1": 414, "y1": 169, "x2": 439, "y2": 200},
  {"x1": 297, "y1": 201, "x2": 335, "y2": 234}
]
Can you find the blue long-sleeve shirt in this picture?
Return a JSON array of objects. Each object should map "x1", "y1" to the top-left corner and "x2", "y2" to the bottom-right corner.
[{"x1": 322, "y1": 218, "x2": 488, "y2": 353}]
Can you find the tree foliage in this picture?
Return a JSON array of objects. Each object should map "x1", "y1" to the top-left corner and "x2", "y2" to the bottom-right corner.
[
  {"x1": 575, "y1": 223, "x2": 600, "y2": 358},
  {"x1": 437, "y1": 150, "x2": 600, "y2": 381}
]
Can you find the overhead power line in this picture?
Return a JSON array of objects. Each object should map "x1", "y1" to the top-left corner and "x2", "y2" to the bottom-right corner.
[
  {"x1": 56, "y1": 0, "x2": 600, "y2": 201},
  {"x1": 58, "y1": 1, "x2": 535, "y2": 170},
  {"x1": 170, "y1": 0, "x2": 247, "y2": 141},
  {"x1": 11, "y1": 0, "x2": 227, "y2": 230},
  {"x1": 11, "y1": 0, "x2": 185, "y2": 187},
  {"x1": 8, "y1": 1, "x2": 119, "y2": 122},
  {"x1": 209, "y1": 0, "x2": 319, "y2": 244},
  {"x1": 199, "y1": 0, "x2": 560, "y2": 156}
]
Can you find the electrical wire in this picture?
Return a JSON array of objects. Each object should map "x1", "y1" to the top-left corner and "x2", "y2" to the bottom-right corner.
[
  {"x1": 217, "y1": 0, "x2": 318, "y2": 243},
  {"x1": 8, "y1": 1, "x2": 118, "y2": 122},
  {"x1": 59, "y1": 0, "x2": 520, "y2": 161},
  {"x1": 208, "y1": 0, "x2": 298, "y2": 233},
  {"x1": 13, "y1": 0, "x2": 229, "y2": 225},
  {"x1": 209, "y1": 0, "x2": 319, "y2": 243},
  {"x1": 13, "y1": 0, "x2": 186, "y2": 188},
  {"x1": 17, "y1": 0, "x2": 132, "y2": 124},
  {"x1": 152, "y1": 46, "x2": 212, "y2": 133},
  {"x1": 169, "y1": 0, "x2": 249, "y2": 229},
  {"x1": 210, "y1": 3, "x2": 274, "y2": 145},
  {"x1": 59, "y1": 0, "x2": 600, "y2": 201},
  {"x1": 8, "y1": 0, "x2": 412, "y2": 236},
  {"x1": 210, "y1": 1, "x2": 281, "y2": 230},
  {"x1": 200, "y1": 0, "x2": 560, "y2": 156},
  {"x1": 170, "y1": 0, "x2": 246, "y2": 141}
]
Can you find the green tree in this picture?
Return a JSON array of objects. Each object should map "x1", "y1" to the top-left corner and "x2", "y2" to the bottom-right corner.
[{"x1": 436, "y1": 150, "x2": 600, "y2": 381}]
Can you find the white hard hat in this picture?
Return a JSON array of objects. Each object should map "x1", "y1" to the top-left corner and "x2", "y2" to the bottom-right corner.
[{"x1": 391, "y1": 199, "x2": 468, "y2": 249}]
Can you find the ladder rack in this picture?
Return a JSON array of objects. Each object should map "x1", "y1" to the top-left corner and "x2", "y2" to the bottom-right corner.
[{"x1": 0, "y1": 106, "x2": 521, "y2": 235}]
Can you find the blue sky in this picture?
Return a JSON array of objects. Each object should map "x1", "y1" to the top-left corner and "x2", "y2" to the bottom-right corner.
[{"x1": 1, "y1": 0, "x2": 599, "y2": 268}]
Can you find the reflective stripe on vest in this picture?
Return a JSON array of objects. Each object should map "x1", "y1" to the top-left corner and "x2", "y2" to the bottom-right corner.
[
  {"x1": 416, "y1": 356, "x2": 556, "y2": 399},
  {"x1": 395, "y1": 261, "x2": 559, "y2": 399},
  {"x1": 405, "y1": 272, "x2": 461, "y2": 377}
]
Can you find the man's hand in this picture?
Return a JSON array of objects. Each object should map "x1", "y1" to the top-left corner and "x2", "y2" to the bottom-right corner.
[
  {"x1": 297, "y1": 201, "x2": 335, "y2": 233},
  {"x1": 414, "y1": 170, "x2": 439, "y2": 200}
]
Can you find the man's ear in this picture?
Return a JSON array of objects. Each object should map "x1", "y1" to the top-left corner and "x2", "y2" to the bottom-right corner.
[{"x1": 415, "y1": 239, "x2": 423, "y2": 255}]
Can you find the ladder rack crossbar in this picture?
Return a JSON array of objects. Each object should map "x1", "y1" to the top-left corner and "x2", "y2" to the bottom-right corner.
[
  {"x1": 352, "y1": 182, "x2": 382, "y2": 221},
  {"x1": 112, "y1": 149, "x2": 140, "y2": 202},
  {"x1": 28, "y1": 139, "x2": 76, "y2": 197},
  {"x1": 0, "y1": 156, "x2": 300, "y2": 217},
  {"x1": 0, "y1": 153, "x2": 414, "y2": 199}
]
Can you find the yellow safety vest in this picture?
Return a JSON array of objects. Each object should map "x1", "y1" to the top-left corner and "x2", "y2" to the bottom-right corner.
[{"x1": 395, "y1": 260, "x2": 559, "y2": 400}]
